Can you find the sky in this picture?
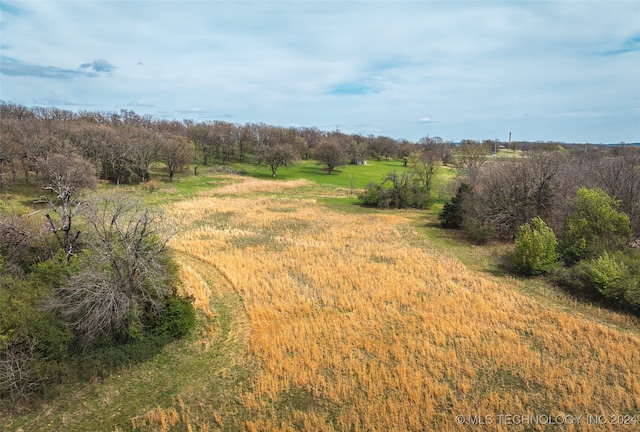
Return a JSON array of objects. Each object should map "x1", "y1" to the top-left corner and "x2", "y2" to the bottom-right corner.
[{"x1": 1, "y1": 1, "x2": 639, "y2": 144}]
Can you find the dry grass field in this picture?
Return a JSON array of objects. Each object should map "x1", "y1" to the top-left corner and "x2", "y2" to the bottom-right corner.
[{"x1": 160, "y1": 175, "x2": 639, "y2": 431}]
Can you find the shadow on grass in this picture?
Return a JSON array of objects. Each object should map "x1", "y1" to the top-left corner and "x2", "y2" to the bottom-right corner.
[{"x1": 73, "y1": 335, "x2": 174, "y2": 382}]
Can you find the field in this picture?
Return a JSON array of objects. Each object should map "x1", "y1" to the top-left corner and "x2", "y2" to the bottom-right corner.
[{"x1": 3, "y1": 171, "x2": 640, "y2": 431}]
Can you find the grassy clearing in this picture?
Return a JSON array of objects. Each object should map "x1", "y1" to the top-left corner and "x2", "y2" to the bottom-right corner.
[
  {"x1": 165, "y1": 178, "x2": 638, "y2": 431},
  {"x1": 3, "y1": 171, "x2": 639, "y2": 431},
  {"x1": 231, "y1": 158, "x2": 406, "y2": 189}
]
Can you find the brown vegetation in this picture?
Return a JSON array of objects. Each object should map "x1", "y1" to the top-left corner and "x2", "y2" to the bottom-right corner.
[{"x1": 162, "y1": 178, "x2": 639, "y2": 431}]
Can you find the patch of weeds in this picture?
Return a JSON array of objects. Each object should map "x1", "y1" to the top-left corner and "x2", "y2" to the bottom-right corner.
[
  {"x1": 266, "y1": 206, "x2": 298, "y2": 213},
  {"x1": 209, "y1": 210, "x2": 236, "y2": 229},
  {"x1": 269, "y1": 217, "x2": 310, "y2": 235},
  {"x1": 492, "y1": 367, "x2": 527, "y2": 391},
  {"x1": 370, "y1": 254, "x2": 397, "y2": 265},
  {"x1": 226, "y1": 233, "x2": 281, "y2": 251}
]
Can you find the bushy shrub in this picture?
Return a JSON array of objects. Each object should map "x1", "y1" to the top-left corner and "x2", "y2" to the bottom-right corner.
[
  {"x1": 359, "y1": 182, "x2": 383, "y2": 207},
  {"x1": 0, "y1": 261, "x2": 73, "y2": 401},
  {"x1": 552, "y1": 249, "x2": 640, "y2": 314},
  {"x1": 513, "y1": 217, "x2": 558, "y2": 275},
  {"x1": 583, "y1": 251, "x2": 627, "y2": 301},
  {"x1": 560, "y1": 188, "x2": 631, "y2": 264},
  {"x1": 358, "y1": 172, "x2": 432, "y2": 209},
  {"x1": 153, "y1": 294, "x2": 197, "y2": 338}
]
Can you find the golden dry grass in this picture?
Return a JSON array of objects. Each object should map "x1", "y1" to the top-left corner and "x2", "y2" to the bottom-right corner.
[
  {"x1": 166, "y1": 178, "x2": 639, "y2": 431},
  {"x1": 207, "y1": 176, "x2": 314, "y2": 196}
]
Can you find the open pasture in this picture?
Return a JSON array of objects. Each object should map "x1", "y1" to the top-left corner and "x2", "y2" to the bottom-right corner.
[
  {"x1": 4, "y1": 175, "x2": 638, "y2": 431},
  {"x1": 164, "y1": 176, "x2": 639, "y2": 431}
]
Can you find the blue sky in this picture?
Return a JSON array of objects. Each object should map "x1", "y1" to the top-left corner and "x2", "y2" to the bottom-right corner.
[{"x1": 1, "y1": 1, "x2": 639, "y2": 143}]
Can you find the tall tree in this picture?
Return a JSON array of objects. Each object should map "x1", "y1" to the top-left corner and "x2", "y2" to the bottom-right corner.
[
  {"x1": 37, "y1": 153, "x2": 97, "y2": 261},
  {"x1": 455, "y1": 139, "x2": 492, "y2": 185},
  {"x1": 254, "y1": 128, "x2": 299, "y2": 177},
  {"x1": 159, "y1": 135, "x2": 192, "y2": 182},
  {"x1": 313, "y1": 138, "x2": 346, "y2": 174}
]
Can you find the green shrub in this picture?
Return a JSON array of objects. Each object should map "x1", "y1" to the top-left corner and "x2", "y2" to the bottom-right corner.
[
  {"x1": 358, "y1": 182, "x2": 383, "y2": 207},
  {"x1": 583, "y1": 251, "x2": 627, "y2": 301},
  {"x1": 560, "y1": 188, "x2": 631, "y2": 264},
  {"x1": 153, "y1": 294, "x2": 197, "y2": 338},
  {"x1": 552, "y1": 249, "x2": 640, "y2": 314},
  {"x1": 513, "y1": 217, "x2": 558, "y2": 275},
  {"x1": 358, "y1": 172, "x2": 432, "y2": 209},
  {"x1": 0, "y1": 268, "x2": 73, "y2": 401},
  {"x1": 583, "y1": 250, "x2": 639, "y2": 312},
  {"x1": 462, "y1": 218, "x2": 494, "y2": 245}
]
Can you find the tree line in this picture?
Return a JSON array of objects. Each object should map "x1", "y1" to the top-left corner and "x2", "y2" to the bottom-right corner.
[
  {"x1": 1, "y1": 101, "x2": 443, "y2": 187},
  {"x1": 438, "y1": 141, "x2": 640, "y2": 314}
]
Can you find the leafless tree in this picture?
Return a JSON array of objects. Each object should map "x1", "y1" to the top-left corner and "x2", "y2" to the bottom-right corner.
[
  {"x1": 159, "y1": 135, "x2": 192, "y2": 182},
  {"x1": 0, "y1": 338, "x2": 40, "y2": 402},
  {"x1": 455, "y1": 139, "x2": 492, "y2": 186},
  {"x1": 49, "y1": 193, "x2": 175, "y2": 346},
  {"x1": 236, "y1": 123, "x2": 256, "y2": 162},
  {"x1": 585, "y1": 147, "x2": 640, "y2": 234},
  {"x1": 345, "y1": 139, "x2": 369, "y2": 165},
  {"x1": 313, "y1": 138, "x2": 347, "y2": 174},
  {"x1": 254, "y1": 127, "x2": 299, "y2": 177},
  {"x1": 125, "y1": 126, "x2": 159, "y2": 182},
  {"x1": 209, "y1": 121, "x2": 236, "y2": 166},
  {"x1": 37, "y1": 153, "x2": 97, "y2": 261},
  {"x1": 397, "y1": 141, "x2": 416, "y2": 167},
  {"x1": 0, "y1": 118, "x2": 21, "y2": 189},
  {"x1": 368, "y1": 135, "x2": 397, "y2": 161},
  {"x1": 468, "y1": 151, "x2": 565, "y2": 238},
  {"x1": 99, "y1": 126, "x2": 131, "y2": 184},
  {"x1": 299, "y1": 127, "x2": 325, "y2": 158},
  {"x1": 187, "y1": 123, "x2": 212, "y2": 165},
  {"x1": 407, "y1": 148, "x2": 441, "y2": 192}
]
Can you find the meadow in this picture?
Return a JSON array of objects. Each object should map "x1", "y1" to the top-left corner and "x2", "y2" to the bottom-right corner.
[{"x1": 3, "y1": 168, "x2": 639, "y2": 431}]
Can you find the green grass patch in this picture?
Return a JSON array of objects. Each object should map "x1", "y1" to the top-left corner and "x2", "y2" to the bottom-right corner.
[{"x1": 231, "y1": 158, "x2": 407, "y2": 189}]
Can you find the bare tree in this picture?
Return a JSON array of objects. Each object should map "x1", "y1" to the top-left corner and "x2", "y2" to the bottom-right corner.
[
  {"x1": 125, "y1": 126, "x2": 159, "y2": 182},
  {"x1": 254, "y1": 127, "x2": 299, "y2": 177},
  {"x1": 407, "y1": 149, "x2": 441, "y2": 192},
  {"x1": 49, "y1": 193, "x2": 175, "y2": 346},
  {"x1": 587, "y1": 147, "x2": 640, "y2": 234},
  {"x1": 468, "y1": 151, "x2": 565, "y2": 238},
  {"x1": 397, "y1": 141, "x2": 416, "y2": 167},
  {"x1": 236, "y1": 123, "x2": 256, "y2": 162},
  {"x1": 313, "y1": 138, "x2": 346, "y2": 174},
  {"x1": 0, "y1": 118, "x2": 21, "y2": 189},
  {"x1": 346, "y1": 139, "x2": 369, "y2": 165},
  {"x1": 455, "y1": 139, "x2": 492, "y2": 185},
  {"x1": 187, "y1": 123, "x2": 212, "y2": 165},
  {"x1": 299, "y1": 127, "x2": 325, "y2": 158},
  {"x1": 37, "y1": 153, "x2": 97, "y2": 261},
  {"x1": 209, "y1": 121, "x2": 236, "y2": 166},
  {"x1": 159, "y1": 135, "x2": 192, "y2": 182},
  {"x1": 368, "y1": 135, "x2": 397, "y2": 161},
  {"x1": 99, "y1": 126, "x2": 131, "y2": 184}
]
